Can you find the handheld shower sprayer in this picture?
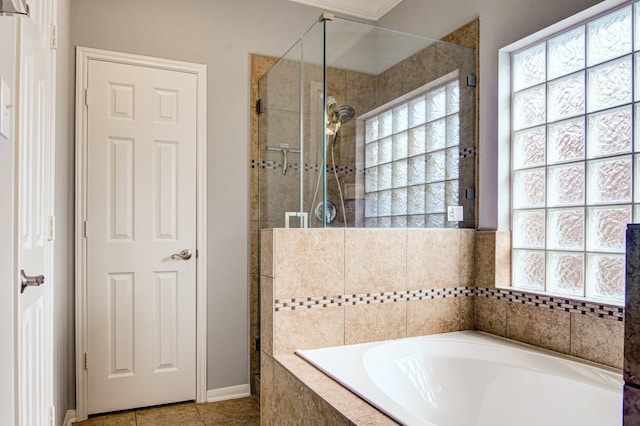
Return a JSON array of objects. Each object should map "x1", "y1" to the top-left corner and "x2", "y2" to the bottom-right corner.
[
  {"x1": 326, "y1": 96, "x2": 337, "y2": 131},
  {"x1": 309, "y1": 96, "x2": 357, "y2": 227}
]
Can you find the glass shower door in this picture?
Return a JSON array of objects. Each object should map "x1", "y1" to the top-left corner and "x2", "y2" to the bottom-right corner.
[
  {"x1": 258, "y1": 17, "x2": 328, "y2": 229},
  {"x1": 258, "y1": 44, "x2": 305, "y2": 229}
]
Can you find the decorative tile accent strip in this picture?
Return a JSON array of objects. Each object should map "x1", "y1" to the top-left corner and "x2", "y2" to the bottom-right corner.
[
  {"x1": 330, "y1": 165, "x2": 360, "y2": 174},
  {"x1": 250, "y1": 159, "x2": 364, "y2": 175},
  {"x1": 276, "y1": 296, "x2": 338, "y2": 311},
  {"x1": 476, "y1": 287, "x2": 624, "y2": 322},
  {"x1": 274, "y1": 287, "x2": 473, "y2": 312},
  {"x1": 460, "y1": 147, "x2": 476, "y2": 158},
  {"x1": 251, "y1": 159, "x2": 293, "y2": 170},
  {"x1": 274, "y1": 285, "x2": 624, "y2": 322},
  {"x1": 252, "y1": 150, "x2": 475, "y2": 171},
  {"x1": 304, "y1": 163, "x2": 319, "y2": 172}
]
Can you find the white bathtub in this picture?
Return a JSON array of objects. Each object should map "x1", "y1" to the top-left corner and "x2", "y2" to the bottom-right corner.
[{"x1": 296, "y1": 331, "x2": 622, "y2": 426}]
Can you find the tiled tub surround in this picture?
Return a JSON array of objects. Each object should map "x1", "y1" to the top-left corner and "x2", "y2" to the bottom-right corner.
[
  {"x1": 476, "y1": 231, "x2": 625, "y2": 370},
  {"x1": 261, "y1": 228, "x2": 626, "y2": 424},
  {"x1": 261, "y1": 228, "x2": 475, "y2": 425},
  {"x1": 261, "y1": 228, "x2": 477, "y2": 355},
  {"x1": 476, "y1": 287, "x2": 624, "y2": 367}
]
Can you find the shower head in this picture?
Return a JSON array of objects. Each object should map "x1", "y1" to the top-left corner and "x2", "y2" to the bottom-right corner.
[
  {"x1": 329, "y1": 104, "x2": 356, "y2": 148},
  {"x1": 333, "y1": 105, "x2": 355, "y2": 124}
]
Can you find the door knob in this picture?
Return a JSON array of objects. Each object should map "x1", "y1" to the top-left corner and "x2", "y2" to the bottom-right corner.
[
  {"x1": 21, "y1": 269, "x2": 45, "y2": 294},
  {"x1": 170, "y1": 249, "x2": 192, "y2": 260}
]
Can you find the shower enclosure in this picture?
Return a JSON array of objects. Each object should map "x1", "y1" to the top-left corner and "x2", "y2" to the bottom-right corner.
[
  {"x1": 256, "y1": 14, "x2": 477, "y2": 231},
  {"x1": 250, "y1": 13, "x2": 477, "y2": 393}
]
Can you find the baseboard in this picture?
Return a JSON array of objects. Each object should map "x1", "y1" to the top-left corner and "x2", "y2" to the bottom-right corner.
[
  {"x1": 60, "y1": 387, "x2": 249, "y2": 423},
  {"x1": 206, "y1": 384, "x2": 251, "y2": 403},
  {"x1": 63, "y1": 410, "x2": 77, "y2": 426}
]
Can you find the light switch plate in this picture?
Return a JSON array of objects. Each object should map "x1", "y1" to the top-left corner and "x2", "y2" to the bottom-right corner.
[
  {"x1": 447, "y1": 206, "x2": 463, "y2": 222},
  {"x1": 0, "y1": 78, "x2": 10, "y2": 140}
]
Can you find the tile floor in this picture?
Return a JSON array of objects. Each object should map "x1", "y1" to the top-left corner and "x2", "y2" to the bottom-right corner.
[{"x1": 73, "y1": 397, "x2": 260, "y2": 426}]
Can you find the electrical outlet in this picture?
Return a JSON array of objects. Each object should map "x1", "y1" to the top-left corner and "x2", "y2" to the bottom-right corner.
[{"x1": 447, "y1": 206, "x2": 463, "y2": 222}]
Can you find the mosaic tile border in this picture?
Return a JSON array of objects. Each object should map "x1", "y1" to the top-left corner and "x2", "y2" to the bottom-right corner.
[
  {"x1": 476, "y1": 287, "x2": 624, "y2": 322},
  {"x1": 251, "y1": 159, "x2": 363, "y2": 175},
  {"x1": 460, "y1": 147, "x2": 476, "y2": 158},
  {"x1": 274, "y1": 285, "x2": 624, "y2": 321},
  {"x1": 251, "y1": 146, "x2": 477, "y2": 173},
  {"x1": 274, "y1": 286, "x2": 473, "y2": 312}
]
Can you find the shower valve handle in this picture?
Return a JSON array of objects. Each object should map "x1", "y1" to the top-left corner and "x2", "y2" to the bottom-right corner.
[{"x1": 281, "y1": 148, "x2": 288, "y2": 175}]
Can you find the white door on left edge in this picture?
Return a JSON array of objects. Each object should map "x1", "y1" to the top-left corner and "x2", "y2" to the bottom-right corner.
[
  {"x1": 17, "y1": 0, "x2": 55, "y2": 424},
  {"x1": 85, "y1": 58, "x2": 197, "y2": 414}
]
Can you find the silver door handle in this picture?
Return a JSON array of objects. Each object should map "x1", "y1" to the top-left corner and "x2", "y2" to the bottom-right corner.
[
  {"x1": 170, "y1": 249, "x2": 192, "y2": 260},
  {"x1": 21, "y1": 269, "x2": 45, "y2": 294}
]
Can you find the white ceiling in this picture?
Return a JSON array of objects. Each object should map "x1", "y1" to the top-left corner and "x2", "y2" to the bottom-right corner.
[{"x1": 287, "y1": 0, "x2": 405, "y2": 21}]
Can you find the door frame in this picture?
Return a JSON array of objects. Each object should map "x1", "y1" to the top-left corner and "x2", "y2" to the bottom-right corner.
[{"x1": 74, "y1": 47, "x2": 207, "y2": 421}]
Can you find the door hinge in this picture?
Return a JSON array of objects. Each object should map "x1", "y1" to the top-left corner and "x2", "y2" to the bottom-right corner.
[
  {"x1": 84, "y1": 89, "x2": 89, "y2": 106},
  {"x1": 84, "y1": 352, "x2": 88, "y2": 370},
  {"x1": 256, "y1": 337, "x2": 260, "y2": 352},
  {"x1": 256, "y1": 98, "x2": 264, "y2": 115},
  {"x1": 83, "y1": 220, "x2": 88, "y2": 238},
  {"x1": 47, "y1": 216, "x2": 55, "y2": 241},
  {"x1": 50, "y1": 25, "x2": 58, "y2": 50},
  {"x1": 49, "y1": 406, "x2": 55, "y2": 426}
]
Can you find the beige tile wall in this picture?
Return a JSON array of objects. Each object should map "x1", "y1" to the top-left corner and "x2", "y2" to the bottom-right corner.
[
  {"x1": 263, "y1": 228, "x2": 626, "y2": 370},
  {"x1": 260, "y1": 228, "x2": 476, "y2": 357},
  {"x1": 345, "y1": 229, "x2": 407, "y2": 294}
]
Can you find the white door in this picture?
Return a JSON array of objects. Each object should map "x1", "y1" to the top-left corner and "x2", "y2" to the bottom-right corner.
[
  {"x1": 17, "y1": 1, "x2": 55, "y2": 425},
  {"x1": 85, "y1": 59, "x2": 198, "y2": 414}
]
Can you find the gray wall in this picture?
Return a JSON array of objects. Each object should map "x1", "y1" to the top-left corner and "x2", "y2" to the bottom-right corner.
[
  {"x1": 70, "y1": 0, "x2": 327, "y2": 391},
  {"x1": 379, "y1": 0, "x2": 605, "y2": 230},
  {"x1": 55, "y1": 0, "x2": 75, "y2": 424},
  {"x1": 0, "y1": 16, "x2": 16, "y2": 426}
]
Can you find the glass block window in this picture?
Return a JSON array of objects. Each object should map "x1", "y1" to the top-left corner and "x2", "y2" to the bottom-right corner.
[
  {"x1": 510, "y1": 3, "x2": 639, "y2": 303},
  {"x1": 364, "y1": 79, "x2": 460, "y2": 228}
]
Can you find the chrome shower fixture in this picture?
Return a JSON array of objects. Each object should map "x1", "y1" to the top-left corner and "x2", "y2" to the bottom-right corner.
[
  {"x1": 328, "y1": 104, "x2": 355, "y2": 147},
  {"x1": 325, "y1": 94, "x2": 355, "y2": 146},
  {"x1": 325, "y1": 96, "x2": 338, "y2": 135},
  {"x1": 326, "y1": 96, "x2": 337, "y2": 112},
  {"x1": 333, "y1": 105, "x2": 355, "y2": 125}
]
